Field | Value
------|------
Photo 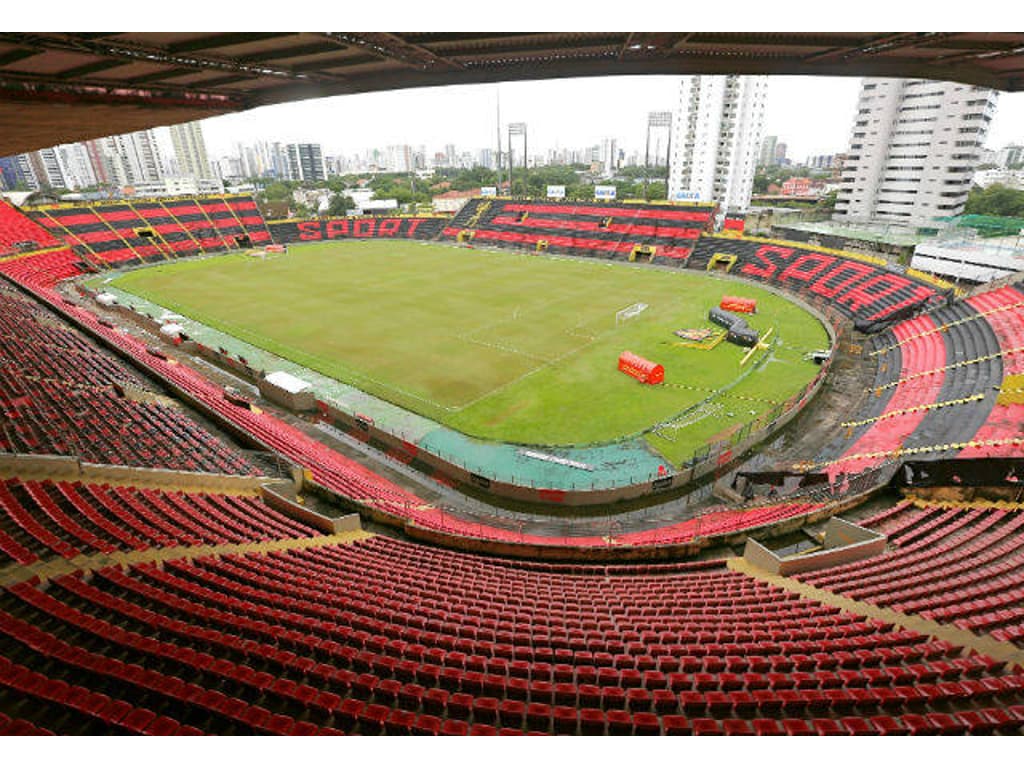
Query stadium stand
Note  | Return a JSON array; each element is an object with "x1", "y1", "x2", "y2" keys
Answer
[
  {"x1": 2, "y1": 536, "x2": 1021, "y2": 735},
  {"x1": 26, "y1": 195, "x2": 271, "y2": 268},
  {"x1": 813, "y1": 283, "x2": 1019, "y2": 478},
  {"x1": 268, "y1": 216, "x2": 448, "y2": 244},
  {"x1": 959, "y1": 284, "x2": 1024, "y2": 459},
  {"x1": 795, "y1": 499, "x2": 1024, "y2": 646},
  {"x1": 0, "y1": 200, "x2": 63, "y2": 255},
  {"x1": 687, "y1": 236, "x2": 951, "y2": 331},
  {"x1": 441, "y1": 199, "x2": 715, "y2": 263},
  {"x1": 3, "y1": 29, "x2": 1024, "y2": 739},
  {"x1": 0, "y1": 279, "x2": 255, "y2": 475},
  {"x1": 0, "y1": 478, "x2": 317, "y2": 560},
  {"x1": 0, "y1": 196, "x2": 1022, "y2": 736}
]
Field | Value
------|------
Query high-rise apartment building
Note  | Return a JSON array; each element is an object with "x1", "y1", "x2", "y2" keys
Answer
[
  {"x1": 834, "y1": 78, "x2": 997, "y2": 225},
  {"x1": 0, "y1": 154, "x2": 38, "y2": 190},
  {"x1": 601, "y1": 138, "x2": 618, "y2": 177},
  {"x1": 55, "y1": 143, "x2": 97, "y2": 190},
  {"x1": 668, "y1": 74, "x2": 768, "y2": 211},
  {"x1": 998, "y1": 144, "x2": 1024, "y2": 169},
  {"x1": 169, "y1": 121, "x2": 212, "y2": 179},
  {"x1": 28, "y1": 148, "x2": 66, "y2": 189},
  {"x1": 102, "y1": 130, "x2": 163, "y2": 187},
  {"x1": 759, "y1": 135, "x2": 778, "y2": 166},
  {"x1": 286, "y1": 143, "x2": 326, "y2": 182}
]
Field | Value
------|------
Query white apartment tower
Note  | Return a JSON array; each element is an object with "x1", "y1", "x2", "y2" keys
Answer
[
  {"x1": 834, "y1": 78, "x2": 997, "y2": 225},
  {"x1": 668, "y1": 74, "x2": 768, "y2": 211},
  {"x1": 169, "y1": 121, "x2": 212, "y2": 180},
  {"x1": 102, "y1": 130, "x2": 163, "y2": 187}
]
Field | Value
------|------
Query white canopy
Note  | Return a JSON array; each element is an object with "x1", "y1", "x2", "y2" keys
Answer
[{"x1": 264, "y1": 370, "x2": 311, "y2": 394}]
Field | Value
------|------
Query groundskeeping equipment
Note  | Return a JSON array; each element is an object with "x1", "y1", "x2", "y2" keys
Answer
[
  {"x1": 618, "y1": 351, "x2": 664, "y2": 384},
  {"x1": 720, "y1": 295, "x2": 756, "y2": 314}
]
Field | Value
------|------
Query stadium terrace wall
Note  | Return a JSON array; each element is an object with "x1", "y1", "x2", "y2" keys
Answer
[
  {"x1": 267, "y1": 216, "x2": 450, "y2": 244},
  {"x1": 442, "y1": 197, "x2": 717, "y2": 263},
  {"x1": 689, "y1": 235, "x2": 955, "y2": 332}
]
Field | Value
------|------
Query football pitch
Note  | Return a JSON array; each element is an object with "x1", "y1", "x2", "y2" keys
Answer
[{"x1": 109, "y1": 240, "x2": 829, "y2": 465}]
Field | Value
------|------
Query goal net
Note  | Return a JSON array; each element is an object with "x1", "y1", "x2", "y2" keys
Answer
[{"x1": 616, "y1": 302, "x2": 649, "y2": 325}]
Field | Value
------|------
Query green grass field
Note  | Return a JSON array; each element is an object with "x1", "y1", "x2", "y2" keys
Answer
[{"x1": 110, "y1": 241, "x2": 829, "y2": 465}]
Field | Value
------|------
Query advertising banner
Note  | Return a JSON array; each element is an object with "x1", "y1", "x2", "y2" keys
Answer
[
  {"x1": 480, "y1": 186, "x2": 498, "y2": 197},
  {"x1": 594, "y1": 185, "x2": 617, "y2": 201},
  {"x1": 546, "y1": 185, "x2": 566, "y2": 199}
]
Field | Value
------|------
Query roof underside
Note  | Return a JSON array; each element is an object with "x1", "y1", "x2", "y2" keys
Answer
[{"x1": 2, "y1": 31, "x2": 1024, "y2": 156}]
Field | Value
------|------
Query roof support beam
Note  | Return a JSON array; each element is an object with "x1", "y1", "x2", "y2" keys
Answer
[
  {"x1": 323, "y1": 32, "x2": 464, "y2": 71},
  {"x1": 0, "y1": 33, "x2": 347, "y2": 88},
  {"x1": 803, "y1": 32, "x2": 964, "y2": 64},
  {"x1": 165, "y1": 33, "x2": 294, "y2": 54}
]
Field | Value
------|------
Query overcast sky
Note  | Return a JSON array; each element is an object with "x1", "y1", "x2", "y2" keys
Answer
[
  {"x1": 190, "y1": 74, "x2": 1024, "y2": 167},
  {"x1": 14, "y1": 1, "x2": 1022, "y2": 167}
]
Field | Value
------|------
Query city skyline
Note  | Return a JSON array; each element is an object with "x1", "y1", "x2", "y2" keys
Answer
[{"x1": 189, "y1": 74, "x2": 1024, "y2": 170}]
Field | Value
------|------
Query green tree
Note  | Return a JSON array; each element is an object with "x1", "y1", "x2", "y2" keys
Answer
[
  {"x1": 326, "y1": 194, "x2": 356, "y2": 216},
  {"x1": 964, "y1": 184, "x2": 1024, "y2": 218},
  {"x1": 815, "y1": 189, "x2": 838, "y2": 212},
  {"x1": 261, "y1": 182, "x2": 294, "y2": 201}
]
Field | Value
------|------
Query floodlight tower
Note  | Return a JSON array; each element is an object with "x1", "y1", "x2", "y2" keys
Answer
[
  {"x1": 645, "y1": 111, "x2": 672, "y2": 201},
  {"x1": 508, "y1": 122, "x2": 527, "y2": 197}
]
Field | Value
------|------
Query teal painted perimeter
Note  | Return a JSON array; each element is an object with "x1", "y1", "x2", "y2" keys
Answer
[{"x1": 418, "y1": 428, "x2": 668, "y2": 491}]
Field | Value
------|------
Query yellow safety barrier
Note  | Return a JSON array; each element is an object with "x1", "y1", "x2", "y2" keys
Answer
[
  {"x1": 841, "y1": 393, "x2": 986, "y2": 428},
  {"x1": 870, "y1": 301, "x2": 1024, "y2": 356},
  {"x1": 797, "y1": 436, "x2": 1024, "y2": 471},
  {"x1": 869, "y1": 345, "x2": 1024, "y2": 393}
]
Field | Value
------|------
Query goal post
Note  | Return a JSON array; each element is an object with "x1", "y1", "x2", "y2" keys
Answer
[{"x1": 616, "y1": 302, "x2": 648, "y2": 325}]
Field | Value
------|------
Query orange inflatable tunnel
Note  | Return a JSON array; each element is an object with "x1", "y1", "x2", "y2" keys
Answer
[
  {"x1": 720, "y1": 295, "x2": 757, "y2": 314},
  {"x1": 618, "y1": 351, "x2": 665, "y2": 385}
]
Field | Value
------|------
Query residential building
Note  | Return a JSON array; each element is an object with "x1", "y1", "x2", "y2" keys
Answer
[
  {"x1": 833, "y1": 78, "x2": 997, "y2": 225},
  {"x1": 55, "y1": 143, "x2": 97, "y2": 190},
  {"x1": 169, "y1": 121, "x2": 212, "y2": 180},
  {"x1": 0, "y1": 154, "x2": 38, "y2": 190},
  {"x1": 286, "y1": 143, "x2": 326, "y2": 182},
  {"x1": 102, "y1": 130, "x2": 164, "y2": 188},
  {"x1": 601, "y1": 138, "x2": 618, "y2": 177},
  {"x1": 28, "y1": 148, "x2": 66, "y2": 189},
  {"x1": 668, "y1": 74, "x2": 768, "y2": 210},
  {"x1": 972, "y1": 168, "x2": 1024, "y2": 190},
  {"x1": 999, "y1": 144, "x2": 1024, "y2": 168},
  {"x1": 130, "y1": 176, "x2": 225, "y2": 197},
  {"x1": 386, "y1": 145, "x2": 413, "y2": 173}
]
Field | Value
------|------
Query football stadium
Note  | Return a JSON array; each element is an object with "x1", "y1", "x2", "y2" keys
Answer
[{"x1": 0, "y1": 30, "x2": 1023, "y2": 741}]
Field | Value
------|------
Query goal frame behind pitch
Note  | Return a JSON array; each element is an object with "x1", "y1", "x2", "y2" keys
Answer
[{"x1": 615, "y1": 302, "x2": 649, "y2": 325}]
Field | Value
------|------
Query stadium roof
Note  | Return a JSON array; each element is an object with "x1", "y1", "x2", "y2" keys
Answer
[{"x1": 3, "y1": 32, "x2": 1024, "y2": 156}]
